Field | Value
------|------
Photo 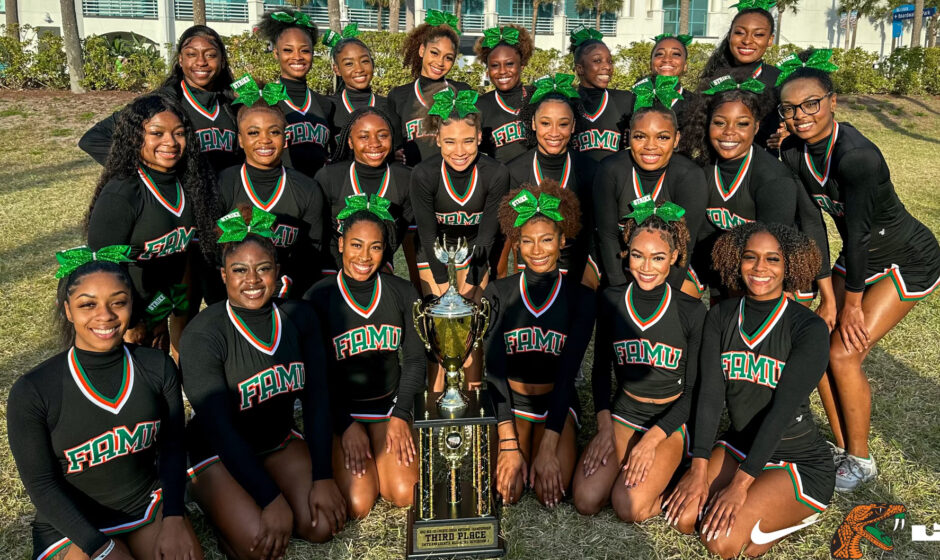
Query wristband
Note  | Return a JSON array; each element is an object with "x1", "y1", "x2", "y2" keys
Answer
[
  {"x1": 93, "y1": 540, "x2": 115, "y2": 560},
  {"x1": 498, "y1": 447, "x2": 521, "y2": 454},
  {"x1": 499, "y1": 438, "x2": 518, "y2": 443}
]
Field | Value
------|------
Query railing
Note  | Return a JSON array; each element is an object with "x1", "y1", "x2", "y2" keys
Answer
[
  {"x1": 175, "y1": 0, "x2": 249, "y2": 22},
  {"x1": 263, "y1": 3, "x2": 331, "y2": 27},
  {"x1": 566, "y1": 17, "x2": 616, "y2": 36},
  {"x1": 460, "y1": 13, "x2": 484, "y2": 33},
  {"x1": 347, "y1": 7, "x2": 406, "y2": 31},
  {"x1": 82, "y1": 0, "x2": 158, "y2": 19},
  {"x1": 497, "y1": 14, "x2": 554, "y2": 35}
]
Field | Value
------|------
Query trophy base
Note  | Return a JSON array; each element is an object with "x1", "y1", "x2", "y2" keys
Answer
[{"x1": 406, "y1": 482, "x2": 505, "y2": 560}]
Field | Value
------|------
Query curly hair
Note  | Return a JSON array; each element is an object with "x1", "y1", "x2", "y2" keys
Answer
[
  {"x1": 424, "y1": 110, "x2": 482, "y2": 137},
  {"x1": 711, "y1": 221, "x2": 821, "y2": 293},
  {"x1": 474, "y1": 24, "x2": 534, "y2": 66},
  {"x1": 627, "y1": 104, "x2": 705, "y2": 163},
  {"x1": 620, "y1": 208, "x2": 691, "y2": 268},
  {"x1": 258, "y1": 9, "x2": 318, "y2": 47},
  {"x1": 333, "y1": 107, "x2": 396, "y2": 162},
  {"x1": 498, "y1": 179, "x2": 581, "y2": 244},
  {"x1": 216, "y1": 204, "x2": 279, "y2": 265},
  {"x1": 340, "y1": 209, "x2": 395, "y2": 250},
  {"x1": 779, "y1": 50, "x2": 835, "y2": 93},
  {"x1": 402, "y1": 22, "x2": 460, "y2": 80},
  {"x1": 54, "y1": 260, "x2": 134, "y2": 348},
  {"x1": 698, "y1": 8, "x2": 775, "y2": 90},
  {"x1": 161, "y1": 25, "x2": 235, "y2": 94},
  {"x1": 519, "y1": 93, "x2": 581, "y2": 150}
]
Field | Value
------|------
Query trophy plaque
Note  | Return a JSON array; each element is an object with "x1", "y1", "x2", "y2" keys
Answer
[{"x1": 408, "y1": 237, "x2": 505, "y2": 559}]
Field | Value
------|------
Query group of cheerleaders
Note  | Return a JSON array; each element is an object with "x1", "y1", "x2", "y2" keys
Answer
[{"x1": 8, "y1": 2, "x2": 940, "y2": 559}]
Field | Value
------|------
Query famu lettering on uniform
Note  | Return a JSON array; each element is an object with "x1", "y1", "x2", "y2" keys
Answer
[
  {"x1": 406, "y1": 118, "x2": 433, "y2": 140},
  {"x1": 286, "y1": 122, "x2": 330, "y2": 147},
  {"x1": 707, "y1": 207, "x2": 754, "y2": 230},
  {"x1": 504, "y1": 327, "x2": 567, "y2": 356},
  {"x1": 492, "y1": 122, "x2": 525, "y2": 147},
  {"x1": 239, "y1": 362, "x2": 306, "y2": 410},
  {"x1": 63, "y1": 420, "x2": 161, "y2": 473},
  {"x1": 436, "y1": 211, "x2": 482, "y2": 226},
  {"x1": 575, "y1": 129, "x2": 620, "y2": 152},
  {"x1": 139, "y1": 226, "x2": 195, "y2": 260},
  {"x1": 613, "y1": 339, "x2": 683, "y2": 370},
  {"x1": 812, "y1": 194, "x2": 845, "y2": 217},
  {"x1": 721, "y1": 351, "x2": 786, "y2": 388},
  {"x1": 197, "y1": 128, "x2": 236, "y2": 152},
  {"x1": 272, "y1": 223, "x2": 299, "y2": 248},
  {"x1": 333, "y1": 324, "x2": 402, "y2": 360}
]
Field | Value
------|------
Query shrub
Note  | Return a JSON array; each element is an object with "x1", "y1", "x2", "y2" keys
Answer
[
  {"x1": 81, "y1": 35, "x2": 166, "y2": 91},
  {"x1": 0, "y1": 24, "x2": 66, "y2": 89},
  {"x1": 884, "y1": 46, "x2": 925, "y2": 95},
  {"x1": 831, "y1": 48, "x2": 890, "y2": 94}
]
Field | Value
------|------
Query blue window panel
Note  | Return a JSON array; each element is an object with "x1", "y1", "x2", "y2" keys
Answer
[{"x1": 662, "y1": 0, "x2": 707, "y2": 36}]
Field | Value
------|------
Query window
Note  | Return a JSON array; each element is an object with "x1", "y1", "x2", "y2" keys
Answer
[{"x1": 662, "y1": 0, "x2": 708, "y2": 37}]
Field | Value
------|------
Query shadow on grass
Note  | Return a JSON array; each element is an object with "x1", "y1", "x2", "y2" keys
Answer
[
  {"x1": 0, "y1": 224, "x2": 83, "y2": 286},
  {"x1": 855, "y1": 96, "x2": 940, "y2": 146},
  {"x1": 0, "y1": 158, "x2": 98, "y2": 196},
  {"x1": 899, "y1": 95, "x2": 940, "y2": 116}
]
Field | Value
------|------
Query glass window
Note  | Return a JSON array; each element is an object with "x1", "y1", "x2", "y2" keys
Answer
[{"x1": 662, "y1": 0, "x2": 707, "y2": 36}]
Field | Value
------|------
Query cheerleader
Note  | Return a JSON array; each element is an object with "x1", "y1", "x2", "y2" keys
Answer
[
  {"x1": 572, "y1": 202, "x2": 704, "y2": 523},
  {"x1": 304, "y1": 201, "x2": 424, "y2": 517},
  {"x1": 486, "y1": 180, "x2": 595, "y2": 506},
  {"x1": 632, "y1": 34, "x2": 697, "y2": 132},
  {"x1": 180, "y1": 207, "x2": 345, "y2": 559},
  {"x1": 778, "y1": 53, "x2": 940, "y2": 490},
  {"x1": 665, "y1": 222, "x2": 834, "y2": 559},
  {"x1": 8, "y1": 249, "x2": 202, "y2": 560},
  {"x1": 324, "y1": 23, "x2": 392, "y2": 133},
  {"x1": 387, "y1": 10, "x2": 471, "y2": 166}
]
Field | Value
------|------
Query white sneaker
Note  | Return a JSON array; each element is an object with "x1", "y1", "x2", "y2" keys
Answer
[
  {"x1": 827, "y1": 441, "x2": 847, "y2": 466},
  {"x1": 835, "y1": 455, "x2": 878, "y2": 492}
]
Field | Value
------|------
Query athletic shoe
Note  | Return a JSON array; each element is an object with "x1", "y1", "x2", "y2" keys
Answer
[
  {"x1": 827, "y1": 441, "x2": 847, "y2": 466},
  {"x1": 835, "y1": 454, "x2": 878, "y2": 492}
]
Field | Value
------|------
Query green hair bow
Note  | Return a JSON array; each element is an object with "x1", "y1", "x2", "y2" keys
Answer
[
  {"x1": 231, "y1": 74, "x2": 290, "y2": 107},
  {"x1": 322, "y1": 23, "x2": 360, "y2": 49},
  {"x1": 623, "y1": 200, "x2": 686, "y2": 225},
  {"x1": 510, "y1": 189, "x2": 564, "y2": 227},
  {"x1": 55, "y1": 245, "x2": 133, "y2": 279},
  {"x1": 702, "y1": 74, "x2": 766, "y2": 95},
  {"x1": 571, "y1": 25, "x2": 603, "y2": 47},
  {"x1": 729, "y1": 0, "x2": 777, "y2": 11},
  {"x1": 145, "y1": 284, "x2": 189, "y2": 327},
  {"x1": 425, "y1": 9, "x2": 460, "y2": 34},
  {"x1": 653, "y1": 33, "x2": 693, "y2": 46},
  {"x1": 530, "y1": 73, "x2": 580, "y2": 104},
  {"x1": 270, "y1": 10, "x2": 315, "y2": 28},
  {"x1": 337, "y1": 194, "x2": 394, "y2": 222},
  {"x1": 632, "y1": 75, "x2": 683, "y2": 111},
  {"x1": 217, "y1": 208, "x2": 277, "y2": 243},
  {"x1": 775, "y1": 49, "x2": 839, "y2": 86},
  {"x1": 481, "y1": 26, "x2": 520, "y2": 48},
  {"x1": 428, "y1": 89, "x2": 479, "y2": 119}
]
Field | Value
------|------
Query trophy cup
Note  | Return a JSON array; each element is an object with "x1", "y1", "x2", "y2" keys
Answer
[{"x1": 408, "y1": 237, "x2": 504, "y2": 559}]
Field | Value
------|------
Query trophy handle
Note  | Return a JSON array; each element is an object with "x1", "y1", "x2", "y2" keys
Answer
[
  {"x1": 471, "y1": 296, "x2": 491, "y2": 350},
  {"x1": 413, "y1": 299, "x2": 432, "y2": 351}
]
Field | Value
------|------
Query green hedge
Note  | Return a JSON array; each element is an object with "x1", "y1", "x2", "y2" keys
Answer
[{"x1": 3, "y1": 24, "x2": 940, "y2": 96}]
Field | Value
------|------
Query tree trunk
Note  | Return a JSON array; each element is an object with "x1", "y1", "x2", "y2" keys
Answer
[
  {"x1": 59, "y1": 0, "x2": 85, "y2": 93},
  {"x1": 455, "y1": 0, "x2": 463, "y2": 31},
  {"x1": 912, "y1": 0, "x2": 924, "y2": 46},
  {"x1": 851, "y1": 16, "x2": 858, "y2": 49},
  {"x1": 5, "y1": 0, "x2": 18, "y2": 38},
  {"x1": 193, "y1": 0, "x2": 206, "y2": 25},
  {"x1": 679, "y1": 0, "x2": 690, "y2": 34},
  {"x1": 329, "y1": 0, "x2": 341, "y2": 31},
  {"x1": 406, "y1": 0, "x2": 414, "y2": 31},
  {"x1": 928, "y1": 15, "x2": 938, "y2": 46},
  {"x1": 595, "y1": 0, "x2": 601, "y2": 28},
  {"x1": 776, "y1": 11, "x2": 783, "y2": 45},
  {"x1": 532, "y1": 0, "x2": 539, "y2": 34},
  {"x1": 390, "y1": 0, "x2": 400, "y2": 31}
]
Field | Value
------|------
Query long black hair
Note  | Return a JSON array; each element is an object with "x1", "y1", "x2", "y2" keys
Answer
[
  {"x1": 55, "y1": 261, "x2": 135, "y2": 348},
  {"x1": 699, "y1": 8, "x2": 775, "y2": 90},
  {"x1": 687, "y1": 68, "x2": 774, "y2": 161},
  {"x1": 519, "y1": 92, "x2": 582, "y2": 150},
  {"x1": 161, "y1": 25, "x2": 235, "y2": 93},
  {"x1": 333, "y1": 107, "x2": 397, "y2": 163}
]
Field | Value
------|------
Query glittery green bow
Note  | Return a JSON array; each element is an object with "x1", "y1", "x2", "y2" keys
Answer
[
  {"x1": 270, "y1": 10, "x2": 315, "y2": 28},
  {"x1": 322, "y1": 23, "x2": 360, "y2": 49},
  {"x1": 570, "y1": 25, "x2": 603, "y2": 47},
  {"x1": 653, "y1": 33, "x2": 693, "y2": 46},
  {"x1": 230, "y1": 74, "x2": 290, "y2": 107},
  {"x1": 428, "y1": 89, "x2": 479, "y2": 119},
  {"x1": 509, "y1": 189, "x2": 563, "y2": 227},
  {"x1": 624, "y1": 200, "x2": 686, "y2": 225},
  {"x1": 481, "y1": 26, "x2": 520, "y2": 48},
  {"x1": 217, "y1": 208, "x2": 277, "y2": 243},
  {"x1": 632, "y1": 75, "x2": 683, "y2": 110},
  {"x1": 337, "y1": 194, "x2": 394, "y2": 222},
  {"x1": 702, "y1": 74, "x2": 766, "y2": 95},
  {"x1": 55, "y1": 245, "x2": 133, "y2": 279},
  {"x1": 729, "y1": 0, "x2": 777, "y2": 11},
  {"x1": 530, "y1": 73, "x2": 580, "y2": 104},
  {"x1": 425, "y1": 9, "x2": 460, "y2": 34},
  {"x1": 775, "y1": 49, "x2": 839, "y2": 86},
  {"x1": 144, "y1": 284, "x2": 189, "y2": 327}
]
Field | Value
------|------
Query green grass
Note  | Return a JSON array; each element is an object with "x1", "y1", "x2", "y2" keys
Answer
[{"x1": 1, "y1": 91, "x2": 939, "y2": 560}]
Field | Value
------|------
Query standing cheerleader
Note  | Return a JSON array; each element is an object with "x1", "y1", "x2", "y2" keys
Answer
[
  {"x1": 218, "y1": 84, "x2": 325, "y2": 297},
  {"x1": 181, "y1": 207, "x2": 345, "y2": 559},
  {"x1": 304, "y1": 202, "x2": 424, "y2": 517},
  {"x1": 8, "y1": 250, "x2": 202, "y2": 560},
  {"x1": 486, "y1": 180, "x2": 595, "y2": 507},
  {"x1": 572, "y1": 202, "x2": 705, "y2": 523},
  {"x1": 569, "y1": 26, "x2": 633, "y2": 161},
  {"x1": 475, "y1": 25, "x2": 535, "y2": 163},
  {"x1": 80, "y1": 25, "x2": 241, "y2": 174},
  {"x1": 387, "y1": 10, "x2": 471, "y2": 166},
  {"x1": 778, "y1": 54, "x2": 940, "y2": 490},
  {"x1": 85, "y1": 93, "x2": 219, "y2": 353},
  {"x1": 632, "y1": 34, "x2": 696, "y2": 131},
  {"x1": 325, "y1": 23, "x2": 392, "y2": 133},
  {"x1": 315, "y1": 108, "x2": 413, "y2": 275},
  {"x1": 258, "y1": 10, "x2": 335, "y2": 178},
  {"x1": 665, "y1": 223, "x2": 834, "y2": 559}
]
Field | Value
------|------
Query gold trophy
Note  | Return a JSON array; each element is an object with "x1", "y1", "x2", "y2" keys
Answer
[{"x1": 408, "y1": 236, "x2": 504, "y2": 559}]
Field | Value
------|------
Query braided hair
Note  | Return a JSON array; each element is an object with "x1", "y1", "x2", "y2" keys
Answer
[
  {"x1": 620, "y1": 203, "x2": 691, "y2": 268},
  {"x1": 402, "y1": 22, "x2": 460, "y2": 80},
  {"x1": 711, "y1": 221, "x2": 821, "y2": 293},
  {"x1": 498, "y1": 179, "x2": 581, "y2": 245},
  {"x1": 333, "y1": 107, "x2": 396, "y2": 162}
]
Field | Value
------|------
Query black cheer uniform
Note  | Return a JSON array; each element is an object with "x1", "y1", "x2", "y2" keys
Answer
[
  {"x1": 573, "y1": 86, "x2": 633, "y2": 162},
  {"x1": 410, "y1": 153, "x2": 509, "y2": 285},
  {"x1": 781, "y1": 122, "x2": 940, "y2": 300},
  {"x1": 179, "y1": 299, "x2": 332, "y2": 507},
  {"x1": 593, "y1": 152, "x2": 707, "y2": 288},
  {"x1": 592, "y1": 281, "x2": 705, "y2": 450},
  {"x1": 304, "y1": 271, "x2": 425, "y2": 432},
  {"x1": 728, "y1": 61, "x2": 781, "y2": 150},
  {"x1": 694, "y1": 296, "x2": 835, "y2": 513},
  {"x1": 314, "y1": 160, "x2": 413, "y2": 273},
  {"x1": 8, "y1": 345, "x2": 186, "y2": 559},
  {"x1": 387, "y1": 77, "x2": 471, "y2": 165},
  {"x1": 218, "y1": 163, "x2": 325, "y2": 297},
  {"x1": 478, "y1": 85, "x2": 532, "y2": 163},
  {"x1": 277, "y1": 76, "x2": 334, "y2": 178},
  {"x1": 483, "y1": 269, "x2": 595, "y2": 433},
  {"x1": 507, "y1": 148, "x2": 600, "y2": 280},
  {"x1": 330, "y1": 86, "x2": 391, "y2": 134},
  {"x1": 87, "y1": 165, "x2": 196, "y2": 318}
]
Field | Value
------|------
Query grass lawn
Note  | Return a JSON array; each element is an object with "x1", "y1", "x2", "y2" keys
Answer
[{"x1": 0, "y1": 91, "x2": 939, "y2": 560}]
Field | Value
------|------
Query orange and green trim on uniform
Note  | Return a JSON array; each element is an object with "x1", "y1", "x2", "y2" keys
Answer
[
  {"x1": 737, "y1": 295, "x2": 787, "y2": 349},
  {"x1": 625, "y1": 283, "x2": 671, "y2": 331},
  {"x1": 180, "y1": 80, "x2": 220, "y2": 120},
  {"x1": 792, "y1": 290, "x2": 816, "y2": 303},
  {"x1": 337, "y1": 272, "x2": 382, "y2": 319},
  {"x1": 138, "y1": 167, "x2": 185, "y2": 217},
  {"x1": 187, "y1": 431, "x2": 303, "y2": 480},
  {"x1": 441, "y1": 161, "x2": 478, "y2": 205},
  {"x1": 350, "y1": 405, "x2": 395, "y2": 423},
  {"x1": 495, "y1": 90, "x2": 520, "y2": 115},
  {"x1": 533, "y1": 152, "x2": 571, "y2": 190},
  {"x1": 521, "y1": 272, "x2": 562, "y2": 317},
  {"x1": 284, "y1": 88, "x2": 312, "y2": 114},
  {"x1": 341, "y1": 89, "x2": 375, "y2": 113},
  {"x1": 241, "y1": 164, "x2": 286, "y2": 211},
  {"x1": 716, "y1": 440, "x2": 826, "y2": 512},
  {"x1": 584, "y1": 90, "x2": 609, "y2": 122},
  {"x1": 631, "y1": 168, "x2": 665, "y2": 201},
  {"x1": 714, "y1": 146, "x2": 752, "y2": 201},
  {"x1": 804, "y1": 121, "x2": 839, "y2": 187},
  {"x1": 833, "y1": 262, "x2": 940, "y2": 301},
  {"x1": 612, "y1": 414, "x2": 690, "y2": 456},
  {"x1": 68, "y1": 346, "x2": 134, "y2": 414},
  {"x1": 686, "y1": 266, "x2": 706, "y2": 296},
  {"x1": 586, "y1": 255, "x2": 601, "y2": 283},
  {"x1": 350, "y1": 162, "x2": 390, "y2": 197},
  {"x1": 226, "y1": 301, "x2": 282, "y2": 355}
]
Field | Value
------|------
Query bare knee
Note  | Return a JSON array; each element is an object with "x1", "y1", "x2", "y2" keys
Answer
[
  {"x1": 381, "y1": 478, "x2": 416, "y2": 508},
  {"x1": 612, "y1": 493, "x2": 657, "y2": 523},
  {"x1": 702, "y1": 534, "x2": 747, "y2": 559},
  {"x1": 672, "y1": 509, "x2": 699, "y2": 535},
  {"x1": 295, "y1": 516, "x2": 335, "y2": 544},
  {"x1": 572, "y1": 486, "x2": 605, "y2": 516},
  {"x1": 347, "y1": 487, "x2": 379, "y2": 519},
  {"x1": 829, "y1": 342, "x2": 863, "y2": 370}
]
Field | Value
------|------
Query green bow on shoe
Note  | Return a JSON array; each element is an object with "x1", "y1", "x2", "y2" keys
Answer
[
  {"x1": 530, "y1": 73, "x2": 579, "y2": 104},
  {"x1": 217, "y1": 208, "x2": 277, "y2": 243},
  {"x1": 337, "y1": 193, "x2": 394, "y2": 222},
  {"x1": 425, "y1": 9, "x2": 460, "y2": 34},
  {"x1": 632, "y1": 75, "x2": 683, "y2": 111},
  {"x1": 145, "y1": 284, "x2": 189, "y2": 327},
  {"x1": 55, "y1": 245, "x2": 133, "y2": 279},
  {"x1": 623, "y1": 200, "x2": 685, "y2": 225},
  {"x1": 322, "y1": 23, "x2": 360, "y2": 49},
  {"x1": 270, "y1": 10, "x2": 316, "y2": 28},
  {"x1": 653, "y1": 33, "x2": 693, "y2": 46},
  {"x1": 702, "y1": 74, "x2": 766, "y2": 95},
  {"x1": 481, "y1": 26, "x2": 520, "y2": 48},
  {"x1": 509, "y1": 189, "x2": 564, "y2": 227},
  {"x1": 231, "y1": 74, "x2": 290, "y2": 107},
  {"x1": 729, "y1": 0, "x2": 777, "y2": 11},
  {"x1": 428, "y1": 89, "x2": 479, "y2": 119},
  {"x1": 571, "y1": 25, "x2": 603, "y2": 47},
  {"x1": 775, "y1": 49, "x2": 839, "y2": 86}
]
